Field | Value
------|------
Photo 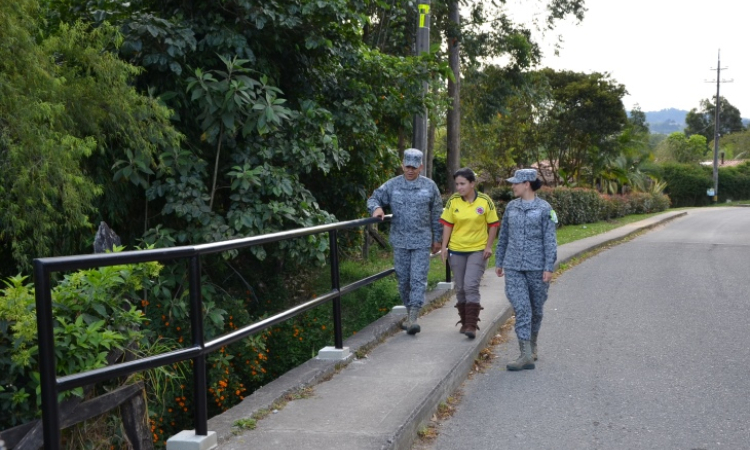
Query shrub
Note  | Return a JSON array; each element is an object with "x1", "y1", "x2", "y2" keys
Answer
[
  {"x1": 719, "y1": 161, "x2": 750, "y2": 201},
  {"x1": 0, "y1": 256, "x2": 161, "y2": 429},
  {"x1": 659, "y1": 163, "x2": 712, "y2": 207},
  {"x1": 537, "y1": 186, "x2": 669, "y2": 225}
]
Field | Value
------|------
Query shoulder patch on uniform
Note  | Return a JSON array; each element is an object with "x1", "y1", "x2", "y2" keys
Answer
[{"x1": 550, "y1": 210, "x2": 558, "y2": 224}]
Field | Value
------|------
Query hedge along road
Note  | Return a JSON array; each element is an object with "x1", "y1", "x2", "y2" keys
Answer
[{"x1": 428, "y1": 206, "x2": 750, "y2": 450}]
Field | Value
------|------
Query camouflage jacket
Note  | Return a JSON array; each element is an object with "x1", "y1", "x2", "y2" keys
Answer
[
  {"x1": 367, "y1": 175, "x2": 443, "y2": 249},
  {"x1": 495, "y1": 197, "x2": 557, "y2": 272}
]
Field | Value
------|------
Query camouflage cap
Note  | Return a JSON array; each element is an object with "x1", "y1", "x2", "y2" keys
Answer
[
  {"x1": 506, "y1": 168, "x2": 538, "y2": 184},
  {"x1": 402, "y1": 148, "x2": 424, "y2": 168}
]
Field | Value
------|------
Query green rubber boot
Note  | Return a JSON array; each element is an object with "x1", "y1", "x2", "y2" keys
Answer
[
  {"x1": 407, "y1": 307, "x2": 421, "y2": 335},
  {"x1": 506, "y1": 340, "x2": 535, "y2": 371},
  {"x1": 400, "y1": 307, "x2": 412, "y2": 330},
  {"x1": 531, "y1": 332, "x2": 539, "y2": 361}
]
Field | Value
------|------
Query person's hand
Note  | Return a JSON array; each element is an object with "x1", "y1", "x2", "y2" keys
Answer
[
  {"x1": 542, "y1": 271, "x2": 553, "y2": 283},
  {"x1": 431, "y1": 242, "x2": 441, "y2": 255},
  {"x1": 372, "y1": 207, "x2": 384, "y2": 220},
  {"x1": 441, "y1": 246, "x2": 448, "y2": 263},
  {"x1": 482, "y1": 247, "x2": 492, "y2": 260},
  {"x1": 495, "y1": 267, "x2": 504, "y2": 277}
]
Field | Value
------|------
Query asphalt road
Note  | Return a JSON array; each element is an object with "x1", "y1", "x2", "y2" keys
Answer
[{"x1": 427, "y1": 207, "x2": 750, "y2": 450}]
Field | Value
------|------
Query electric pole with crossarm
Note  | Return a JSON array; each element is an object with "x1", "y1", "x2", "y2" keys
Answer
[{"x1": 707, "y1": 49, "x2": 733, "y2": 202}]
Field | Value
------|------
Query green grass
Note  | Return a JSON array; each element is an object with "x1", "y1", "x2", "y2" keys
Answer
[
  {"x1": 555, "y1": 212, "x2": 668, "y2": 245},
  {"x1": 232, "y1": 418, "x2": 257, "y2": 430},
  {"x1": 329, "y1": 210, "x2": 678, "y2": 289}
]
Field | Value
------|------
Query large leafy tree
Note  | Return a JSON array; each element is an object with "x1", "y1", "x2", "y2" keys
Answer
[
  {"x1": 685, "y1": 96, "x2": 744, "y2": 142},
  {"x1": 540, "y1": 69, "x2": 628, "y2": 186},
  {"x1": 0, "y1": 0, "x2": 180, "y2": 276},
  {"x1": 595, "y1": 104, "x2": 659, "y2": 194},
  {"x1": 460, "y1": 66, "x2": 552, "y2": 184},
  {"x1": 655, "y1": 132, "x2": 708, "y2": 164},
  {"x1": 38, "y1": 0, "x2": 447, "y2": 261},
  {"x1": 360, "y1": 0, "x2": 587, "y2": 190}
]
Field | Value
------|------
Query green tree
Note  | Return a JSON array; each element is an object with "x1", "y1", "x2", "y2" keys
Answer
[
  {"x1": 628, "y1": 104, "x2": 650, "y2": 135},
  {"x1": 595, "y1": 104, "x2": 659, "y2": 194},
  {"x1": 717, "y1": 129, "x2": 750, "y2": 160},
  {"x1": 0, "y1": 0, "x2": 180, "y2": 276},
  {"x1": 540, "y1": 69, "x2": 628, "y2": 186},
  {"x1": 655, "y1": 132, "x2": 707, "y2": 164},
  {"x1": 685, "y1": 96, "x2": 744, "y2": 142},
  {"x1": 460, "y1": 66, "x2": 551, "y2": 184}
]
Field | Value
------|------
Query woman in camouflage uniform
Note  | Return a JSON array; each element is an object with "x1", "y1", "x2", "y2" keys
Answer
[{"x1": 494, "y1": 169, "x2": 557, "y2": 371}]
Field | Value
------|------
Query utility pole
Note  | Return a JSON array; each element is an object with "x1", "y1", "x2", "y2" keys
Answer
[
  {"x1": 413, "y1": 0, "x2": 431, "y2": 174},
  {"x1": 707, "y1": 50, "x2": 732, "y2": 203}
]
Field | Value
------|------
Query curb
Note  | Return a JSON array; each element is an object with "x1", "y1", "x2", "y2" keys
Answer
[
  {"x1": 388, "y1": 302, "x2": 515, "y2": 450},
  {"x1": 207, "y1": 283, "x2": 456, "y2": 443},
  {"x1": 553, "y1": 211, "x2": 687, "y2": 270}
]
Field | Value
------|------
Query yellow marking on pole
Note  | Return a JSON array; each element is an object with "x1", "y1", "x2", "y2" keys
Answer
[{"x1": 419, "y1": 4, "x2": 430, "y2": 28}]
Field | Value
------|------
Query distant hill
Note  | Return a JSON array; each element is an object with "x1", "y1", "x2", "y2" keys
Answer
[
  {"x1": 643, "y1": 108, "x2": 687, "y2": 135},
  {"x1": 632, "y1": 108, "x2": 750, "y2": 135}
]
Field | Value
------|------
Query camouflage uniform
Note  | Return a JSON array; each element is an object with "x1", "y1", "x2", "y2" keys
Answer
[
  {"x1": 367, "y1": 173, "x2": 442, "y2": 308},
  {"x1": 495, "y1": 197, "x2": 557, "y2": 340}
]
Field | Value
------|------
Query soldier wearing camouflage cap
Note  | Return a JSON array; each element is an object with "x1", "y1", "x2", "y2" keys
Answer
[
  {"x1": 367, "y1": 149, "x2": 443, "y2": 335},
  {"x1": 495, "y1": 168, "x2": 558, "y2": 371}
]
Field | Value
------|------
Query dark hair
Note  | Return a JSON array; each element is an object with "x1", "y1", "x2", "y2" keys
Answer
[
  {"x1": 529, "y1": 178, "x2": 542, "y2": 191},
  {"x1": 453, "y1": 167, "x2": 476, "y2": 182}
]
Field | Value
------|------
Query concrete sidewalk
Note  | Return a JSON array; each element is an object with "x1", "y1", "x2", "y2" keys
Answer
[{"x1": 206, "y1": 210, "x2": 687, "y2": 450}]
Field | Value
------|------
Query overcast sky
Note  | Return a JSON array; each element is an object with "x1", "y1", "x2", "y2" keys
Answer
[{"x1": 506, "y1": 0, "x2": 748, "y2": 116}]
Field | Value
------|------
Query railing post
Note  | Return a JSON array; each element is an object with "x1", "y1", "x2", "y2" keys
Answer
[
  {"x1": 188, "y1": 256, "x2": 208, "y2": 436},
  {"x1": 329, "y1": 230, "x2": 344, "y2": 349},
  {"x1": 34, "y1": 261, "x2": 61, "y2": 450},
  {"x1": 445, "y1": 258, "x2": 451, "y2": 283}
]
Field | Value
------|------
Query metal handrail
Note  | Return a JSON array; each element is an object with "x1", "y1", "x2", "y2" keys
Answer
[{"x1": 33, "y1": 214, "x2": 451, "y2": 449}]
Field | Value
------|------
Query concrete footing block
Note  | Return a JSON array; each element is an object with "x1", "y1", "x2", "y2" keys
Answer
[
  {"x1": 391, "y1": 305, "x2": 407, "y2": 315},
  {"x1": 436, "y1": 281, "x2": 454, "y2": 290},
  {"x1": 317, "y1": 346, "x2": 350, "y2": 360},
  {"x1": 166, "y1": 430, "x2": 217, "y2": 450}
]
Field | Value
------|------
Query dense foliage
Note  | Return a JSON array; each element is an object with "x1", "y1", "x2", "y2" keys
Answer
[
  {"x1": 0, "y1": 254, "x2": 161, "y2": 429},
  {"x1": 488, "y1": 186, "x2": 670, "y2": 226},
  {"x1": 655, "y1": 132, "x2": 708, "y2": 164},
  {"x1": 0, "y1": 0, "x2": 181, "y2": 273},
  {"x1": 657, "y1": 162, "x2": 750, "y2": 207}
]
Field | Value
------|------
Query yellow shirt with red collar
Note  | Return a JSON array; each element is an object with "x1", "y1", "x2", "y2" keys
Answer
[{"x1": 439, "y1": 191, "x2": 500, "y2": 252}]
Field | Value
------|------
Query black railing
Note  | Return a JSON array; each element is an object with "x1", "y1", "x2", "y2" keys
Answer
[{"x1": 33, "y1": 215, "x2": 449, "y2": 449}]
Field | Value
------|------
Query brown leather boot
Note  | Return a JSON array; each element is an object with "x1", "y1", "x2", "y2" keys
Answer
[
  {"x1": 455, "y1": 303, "x2": 467, "y2": 334},
  {"x1": 463, "y1": 303, "x2": 482, "y2": 339}
]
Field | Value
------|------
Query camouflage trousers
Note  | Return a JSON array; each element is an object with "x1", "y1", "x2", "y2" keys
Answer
[
  {"x1": 393, "y1": 247, "x2": 431, "y2": 309},
  {"x1": 504, "y1": 269, "x2": 549, "y2": 341}
]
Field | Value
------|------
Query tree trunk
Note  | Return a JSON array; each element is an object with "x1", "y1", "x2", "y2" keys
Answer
[
  {"x1": 397, "y1": 128, "x2": 406, "y2": 174},
  {"x1": 426, "y1": 119, "x2": 436, "y2": 179},
  {"x1": 445, "y1": 0, "x2": 460, "y2": 193}
]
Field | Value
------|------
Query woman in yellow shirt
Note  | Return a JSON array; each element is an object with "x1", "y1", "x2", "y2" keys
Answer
[{"x1": 440, "y1": 168, "x2": 500, "y2": 339}]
